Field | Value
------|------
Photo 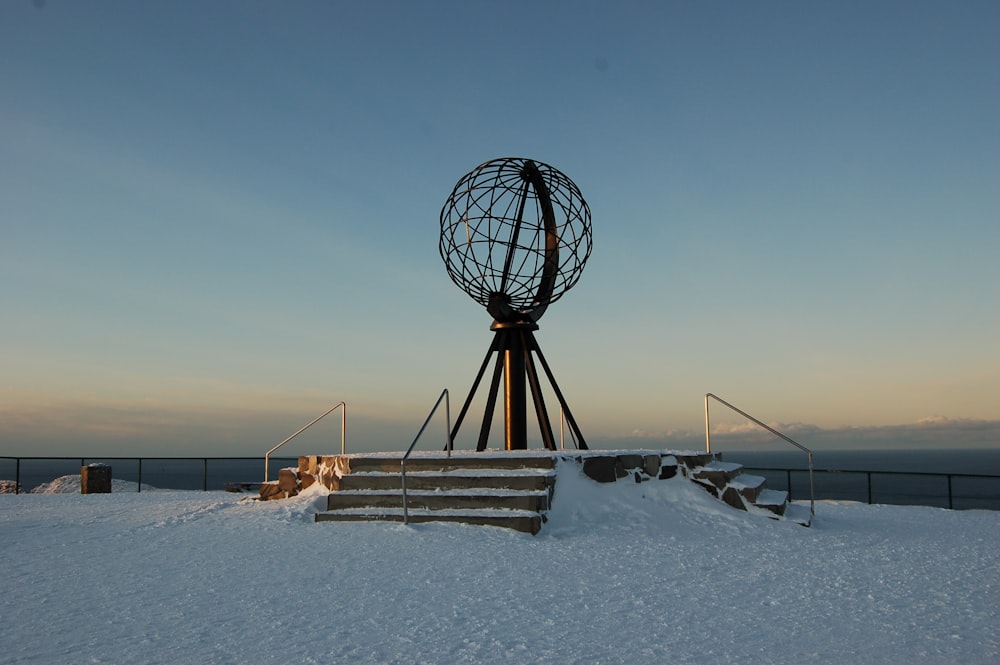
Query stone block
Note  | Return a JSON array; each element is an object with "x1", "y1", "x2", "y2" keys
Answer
[
  {"x1": 299, "y1": 473, "x2": 316, "y2": 491},
  {"x1": 319, "y1": 470, "x2": 341, "y2": 491},
  {"x1": 582, "y1": 456, "x2": 627, "y2": 483},
  {"x1": 721, "y1": 486, "x2": 747, "y2": 511},
  {"x1": 299, "y1": 456, "x2": 319, "y2": 475},
  {"x1": 617, "y1": 454, "x2": 644, "y2": 471},
  {"x1": 658, "y1": 463, "x2": 678, "y2": 480},
  {"x1": 643, "y1": 455, "x2": 660, "y2": 477},
  {"x1": 81, "y1": 464, "x2": 112, "y2": 494},
  {"x1": 675, "y1": 453, "x2": 716, "y2": 469},
  {"x1": 691, "y1": 464, "x2": 742, "y2": 489},
  {"x1": 259, "y1": 482, "x2": 286, "y2": 501},
  {"x1": 278, "y1": 468, "x2": 300, "y2": 492},
  {"x1": 692, "y1": 479, "x2": 719, "y2": 498}
]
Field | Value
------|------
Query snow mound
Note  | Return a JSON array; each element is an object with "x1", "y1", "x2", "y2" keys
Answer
[
  {"x1": 544, "y1": 458, "x2": 779, "y2": 538},
  {"x1": 2, "y1": 466, "x2": 998, "y2": 664},
  {"x1": 28, "y1": 474, "x2": 157, "y2": 493}
]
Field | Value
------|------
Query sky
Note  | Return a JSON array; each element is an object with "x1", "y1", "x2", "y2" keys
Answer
[{"x1": 2, "y1": 0, "x2": 998, "y2": 457}]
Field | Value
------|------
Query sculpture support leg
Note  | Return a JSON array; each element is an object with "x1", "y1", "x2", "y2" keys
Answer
[
  {"x1": 451, "y1": 325, "x2": 586, "y2": 451},
  {"x1": 477, "y1": 333, "x2": 506, "y2": 451},
  {"x1": 452, "y1": 334, "x2": 501, "y2": 445},
  {"x1": 524, "y1": 336, "x2": 557, "y2": 450},
  {"x1": 526, "y1": 332, "x2": 588, "y2": 450}
]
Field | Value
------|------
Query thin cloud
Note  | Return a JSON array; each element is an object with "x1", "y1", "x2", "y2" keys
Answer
[{"x1": 605, "y1": 418, "x2": 1000, "y2": 451}]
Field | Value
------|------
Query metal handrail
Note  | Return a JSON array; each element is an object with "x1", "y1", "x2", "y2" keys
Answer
[
  {"x1": 264, "y1": 402, "x2": 346, "y2": 482},
  {"x1": 401, "y1": 389, "x2": 452, "y2": 525},
  {"x1": 705, "y1": 393, "x2": 815, "y2": 517}
]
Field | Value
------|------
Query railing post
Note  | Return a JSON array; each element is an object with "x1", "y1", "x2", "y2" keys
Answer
[
  {"x1": 867, "y1": 472, "x2": 873, "y2": 504},
  {"x1": 704, "y1": 394, "x2": 712, "y2": 453},
  {"x1": 445, "y1": 391, "x2": 453, "y2": 458},
  {"x1": 947, "y1": 474, "x2": 953, "y2": 510},
  {"x1": 786, "y1": 470, "x2": 792, "y2": 500},
  {"x1": 203, "y1": 459, "x2": 208, "y2": 491},
  {"x1": 137, "y1": 458, "x2": 142, "y2": 493},
  {"x1": 15, "y1": 458, "x2": 20, "y2": 495}
]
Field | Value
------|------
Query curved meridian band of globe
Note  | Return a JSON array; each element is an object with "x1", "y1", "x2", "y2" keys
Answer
[{"x1": 439, "y1": 157, "x2": 592, "y2": 323}]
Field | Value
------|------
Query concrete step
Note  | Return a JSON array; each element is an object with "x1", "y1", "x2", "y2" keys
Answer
[
  {"x1": 784, "y1": 503, "x2": 813, "y2": 527},
  {"x1": 687, "y1": 459, "x2": 813, "y2": 526},
  {"x1": 310, "y1": 453, "x2": 556, "y2": 476},
  {"x1": 309, "y1": 453, "x2": 556, "y2": 534},
  {"x1": 315, "y1": 508, "x2": 543, "y2": 534},
  {"x1": 338, "y1": 470, "x2": 555, "y2": 492},
  {"x1": 325, "y1": 489, "x2": 550, "y2": 512},
  {"x1": 752, "y1": 488, "x2": 789, "y2": 516},
  {"x1": 691, "y1": 461, "x2": 745, "y2": 489},
  {"x1": 728, "y1": 473, "x2": 768, "y2": 503}
]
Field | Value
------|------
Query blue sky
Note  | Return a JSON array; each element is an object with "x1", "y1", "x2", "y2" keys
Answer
[{"x1": 2, "y1": 0, "x2": 998, "y2": 457}]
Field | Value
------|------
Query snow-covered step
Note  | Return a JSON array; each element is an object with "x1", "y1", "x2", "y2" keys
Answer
[
  {"x1": 727, "y1": 473, "x2": 768, "y2": 503},
  {"x1": 752, "y1": 488, "x2": 789, "y2": 516},
  {"x1": 338, "y1": 470, "x2": 554, "y2": 492},
  {"x1": 309, "y1": 453, "x2": 557, "y2": 476},
  {"x1": 692, "y1": 460, "x2": 745, "y2": 489},
  {"x1": 325, "y1": 489, "x2": 550, "y2": 512},
  {"x1": 315, "y1": 507, "x2": 544, "y2": 534},
  {"x1": 784, "y1": 503, "x2": 813, "y2": 527},
  {"x1": 308, "y1": 453, "x2": 557, "y2": 534}
]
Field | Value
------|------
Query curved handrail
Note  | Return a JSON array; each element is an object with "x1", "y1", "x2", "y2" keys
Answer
[
  {"x1": 264, "y1": 402, "x2": 346, "y2": 482},
  {"x1": 402, "y1": 389, "x2": 452, "y2": 525},
  {"x1": 704, "y1": 393, "x2": 814, "y2": 517}
]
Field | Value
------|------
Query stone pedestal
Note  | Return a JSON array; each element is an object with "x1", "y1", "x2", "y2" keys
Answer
[{"x1": 81, "y1": 464, "x2": 112, "y2": 494}]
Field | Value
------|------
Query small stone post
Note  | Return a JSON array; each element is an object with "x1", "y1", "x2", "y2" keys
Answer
[{"x1": 81, "y1": 463, "x2": 112, "y2": 494}]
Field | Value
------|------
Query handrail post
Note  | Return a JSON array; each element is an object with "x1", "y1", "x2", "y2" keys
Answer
[
  {"x1": 445, "y1": 392, "x2": 453, "y2": 458},
  {"x1": 705, "y1": 394, "x2": 712, "y2": 453},
  {"x1": 807, "y1": 451, "x2": 815, "y2": 516}
]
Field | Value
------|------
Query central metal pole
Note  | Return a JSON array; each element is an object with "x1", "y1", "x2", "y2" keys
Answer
[{"x1": 502, "y1": 328, "x2": 528, "y2": 450}]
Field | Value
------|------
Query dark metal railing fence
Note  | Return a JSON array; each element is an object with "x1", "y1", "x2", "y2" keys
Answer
[
  {"x1": 0, "y1": 457, "x2": 299, "y2": 494},
  {"x1": 745, "y1": 466, "x2": 1000, "y2": 511},
  {"x1": 2, "y1": 456, "x2": 998, "y2": 510}
]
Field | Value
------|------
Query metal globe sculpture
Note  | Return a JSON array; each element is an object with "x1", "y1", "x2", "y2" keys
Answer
[
  {"x1": 440, "y1": 158, "x2": 591, "y2": 451},
  {"x1": 440, "y1": 157, "x2": 592, "y2": 324}
]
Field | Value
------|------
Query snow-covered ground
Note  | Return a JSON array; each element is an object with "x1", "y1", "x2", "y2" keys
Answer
[{"x1": 2, "y1": 463, "x2": 997, "y2": 665}]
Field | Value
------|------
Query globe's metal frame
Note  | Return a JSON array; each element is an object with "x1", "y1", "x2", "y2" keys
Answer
[
  {"x1": 439, "y1": 158, "x2": 592, "y2": 451},
  {"x1": 440, "y1": 157, "x2": 592, "y2": 323}
]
